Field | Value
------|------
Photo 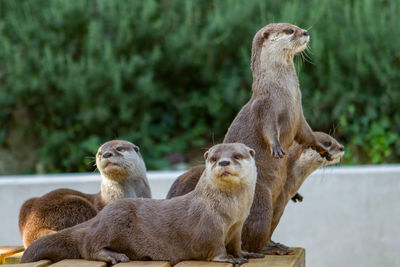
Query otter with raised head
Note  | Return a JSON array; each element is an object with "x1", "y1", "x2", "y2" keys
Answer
[
  {"x1": 167, "y1": 133, "x2": 343, "y2": 254},
  {"x1": 21, "y1": 143, "x2": 264, "y2": 265},
  {"x1": 19, "y1": 140, "x2": 151, "y2": 248},
  {"x1": 223, "y1": 23, "x2": 333, "y2": 253}
]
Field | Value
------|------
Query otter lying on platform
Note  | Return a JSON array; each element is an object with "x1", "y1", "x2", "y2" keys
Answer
[
  {"x1": 21, "y1": 143, "x2": 264, "y2": 265},
  {"x1": 19, "y1": 140, "x2": 151, "y2": 248}
]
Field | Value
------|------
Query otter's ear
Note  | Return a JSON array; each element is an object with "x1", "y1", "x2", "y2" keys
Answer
[
  {"x1": 134, "y1": 146, "x2": 140, "y2": 153},
  {"x1": 249, "y1": 149, "x2": 255, "y2": 158},
  {"x1": 204, "y1": 151, "x2": 209, "y2": 160},
  {"x1": 262, "y1": 31, "x2": 269, "y2": 39}
]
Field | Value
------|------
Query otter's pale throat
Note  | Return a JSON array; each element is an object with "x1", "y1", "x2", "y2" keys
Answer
[{"x1": 100, "y1": 173, "x2": 147, "y2": 203}]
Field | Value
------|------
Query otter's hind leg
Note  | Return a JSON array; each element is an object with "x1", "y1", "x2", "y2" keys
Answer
[
  {"x1": 241, "y1": 187, "x2": 273, "y2": 253},
  {"x1": 91, "y1": 248, "x2": 129, "y2": 264}
]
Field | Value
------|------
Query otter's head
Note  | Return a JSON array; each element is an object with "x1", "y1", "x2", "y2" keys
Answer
[
  {"x1": 251, "y1": 23, "x2": 309, "y2": 71},
  {"x1": 313, "y1": 132, "x2": 344, "y2": 165},
  {"x1": 302, "y1": 132, "x2": 344, "y2": 167},
  {"x1": 96, "y1": 140, "x2": 146, "y2": 180},
  {"x1": 203, "y1": 143, "x2": 257, "y2": 191}
]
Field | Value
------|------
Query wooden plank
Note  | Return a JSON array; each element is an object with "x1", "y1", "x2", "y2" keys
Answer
[
  {"x1": 1, "y1": 248, "x2": 305, "y2": 266},
  {"x1": 242, "y1": 248, "x2": 305, "y2": 267},
  {"x1": 49, "y1": 259, "x2": 107, "y2": 267},
  {"x1": 174, "y1": 261, "x2": 232, "y2": 267},
  {"x1": 5, "y1": 251, "x2": 23, "y2": 264},
  {"x1": 1, "y1": 260, "x2": 51, "y2": 267},
  {"x1": 113, "y1": 261, "x2": 170, "y2": 267},
  {"x1": 0, "y1": 246, "x2": 24, "y2": 264}
]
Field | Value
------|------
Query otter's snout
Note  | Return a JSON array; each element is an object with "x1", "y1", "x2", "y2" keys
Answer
[
  {"x1": 103, "y1": 152, "x2": 113, "y2": 158},
  {"x1": 218, "y1": 160, "x2": 230, "y2": 166}
]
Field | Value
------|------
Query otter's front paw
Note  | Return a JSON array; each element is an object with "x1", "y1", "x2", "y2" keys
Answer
[
  {"x1": 262, "y1": 241, "x2": 294, "y2": 255},
  {"x1": 109, "y1": 254, "x2": 130, "y2": 265},
  {"x1": 228, "y1": 257, "x2": 249, "y2": 265},
  {"x1": 271, "y1": 144, "x2": 285, "y2": 158},
  {"x1": 239, "y1": 252, "x2": 265, "y2": 259},
  {"x1": 291, "y1": 192, "x2": 303, "y2": 202},
  {"x1": 213, "y1": 255, "x2": 248, "y2": 265}
]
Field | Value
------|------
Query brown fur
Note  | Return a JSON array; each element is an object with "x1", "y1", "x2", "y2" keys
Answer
[
  {"x1": 223, "y1": 23, "x2": 332, "y2": 252},
  {"x1": 167, "y1": 133, "x2": 342, "y2": 200},
  {"x1": 167, "y1": 133, "x2": 343, "y2": 252},
  {"x1": 270, "y1": 132, "x2": 344, "y2": 234},
  {"x1": 169, "y1": 23, "x2": 334, "y2": 253},
  {"x1": 19, "y1": 140, "x2": 151, "y2": 248},
  {"x1": 264, "y1": 132, "x2": 344, "y2": 254},
  {"x1": 21, "y1": 143, "x2": 264, "y2": 265}
]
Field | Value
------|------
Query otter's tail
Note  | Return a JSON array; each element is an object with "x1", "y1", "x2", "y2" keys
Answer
[{"x1": 21, "y1": 230, "x2": 80, "y2": 263}]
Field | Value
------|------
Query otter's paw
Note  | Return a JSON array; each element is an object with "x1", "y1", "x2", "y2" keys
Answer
[
  {"x1": 110, "y1": 254, "x2": 130, "y2": 265},
  {"x1": 229, "y1": 257, "x2": 249, "y2": 265},
  {"x1": 271, "y1": 144, "x2": 285, "y2": 159},
  {"x1": 262, "y1": 242, "x2": 294, "y2": 255},
  {"x1": 213, "y1": 255, "x2": 248, "y2": 265},
  {"x1": 239, "y1": 252, "x2": 265, "y2": 259},
  {"x1": 291, "y1": 192, "x2": 303, "y2": 202}
]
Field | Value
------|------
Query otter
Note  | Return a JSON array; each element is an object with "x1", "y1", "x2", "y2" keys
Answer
[
  {"x1": 21, "y1": 143, "x2": 264, "y2": 265},
  {"x1": 19, "y1": 140, "x2": 151, "y2": 248},
  {"x1": 222, "y1": 23, "x2": 333, "y2": 253},
  {"x1": 167, "y1": 133, "x2": 343, "y2": 254}
]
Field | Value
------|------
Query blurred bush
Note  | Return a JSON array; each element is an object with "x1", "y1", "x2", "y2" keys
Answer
[{"x1": 0, "y1": 0, "x2": 399, "y2": 173}]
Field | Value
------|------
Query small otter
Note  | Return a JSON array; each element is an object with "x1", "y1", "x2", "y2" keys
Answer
[
  {"x1": 21, "y1": 143, "x2": 264, "y2": 265},
  {"x1": 264, "y1": 132, "x2": 344, "y2": 254},
  {"x1": 19, "y1": 140, "x2": 151, "y2": 248},
  {"x1": 222, "y1": 23, "x2": 333, "y2": 252}
]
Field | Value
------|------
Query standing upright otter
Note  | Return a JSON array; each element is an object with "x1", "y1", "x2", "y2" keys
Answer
[
  {"x1": 223, "y1": 23, "x2": 332, "y2": 253},
  {"x1": 21, "y1": 143, "x2": 264, "y2": 265},
  {"x1": 19, "y1": 140, "x2": 151, "y2": 248}
]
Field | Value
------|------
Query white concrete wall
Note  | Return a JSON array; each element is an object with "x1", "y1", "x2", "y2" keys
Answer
[{"x1": 0, "y1": 165, "x2": 399, "y2": 267}]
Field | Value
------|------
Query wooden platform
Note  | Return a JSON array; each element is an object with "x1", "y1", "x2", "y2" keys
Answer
[{"x1": 1, "y1": 247, "x2": 305, "y2": 266}]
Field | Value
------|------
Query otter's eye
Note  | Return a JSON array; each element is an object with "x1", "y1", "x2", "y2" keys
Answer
[
  {"x1": 210, "y1": 156, "x2": 217, "y2": 162},
  {"x1": 284, "y1": 28, "x2": 294, "y2": 34},
  {"x1": 323, "y1": 141, "x2": 332, "y2": 147},
  {"x1": 233, "y1": 154, "x2": 242, "y2": 160},
  {"x1": 134, "y1": 146, "x2": 139, "y2": 153},
  {"x1": 116, "y1": 146, "x2": 124, "y2": 152}
]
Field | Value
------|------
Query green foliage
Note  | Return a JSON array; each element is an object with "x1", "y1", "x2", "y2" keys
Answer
[{"x1": 0, "y1": 0, "x2": 399, "y2": 173}]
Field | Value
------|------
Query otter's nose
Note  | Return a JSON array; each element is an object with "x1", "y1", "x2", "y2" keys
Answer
[
  {"x1": 103, "y1": 152, "x2": 113, "y2": 158},
  {"x1": 302, "y1": 31, "x2": 309, "y2": 36},
  {"x1": 218, "y1": 160, "x2": 230, "y2": 166},
  {"x1": 339, "y1": 145, "x2": 344, "y2": 152}
]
